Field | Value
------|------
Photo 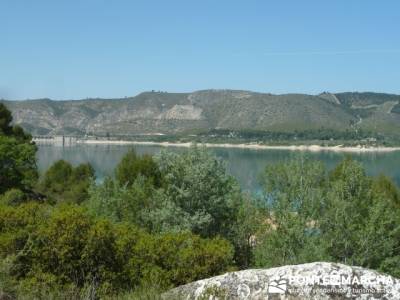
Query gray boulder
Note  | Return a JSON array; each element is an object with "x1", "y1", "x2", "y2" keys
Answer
[{"x1": 164, "y1": 262, "x2": 400, "y2": 299}]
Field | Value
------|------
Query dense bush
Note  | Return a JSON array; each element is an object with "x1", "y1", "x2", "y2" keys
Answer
[
  {"x1": 255, "y1": 156, "x2": 400, "y2": 277},
  {"x1": 0, "y1": 202, "x2": 50, "y2": 258},
  {"x1": 152, "y1": 148, "x2": 241, "y2": 238},
  {"x1": 86, "y1": 176, "x2": 150, "y2": 223},
  {"x1": 38, "y1": 160, "x2": 95, "y2": 204},
  {"x1": 0, "y1": 136, "x2": 38, "y2": 195},
  {"x1": 0, "y1": 104, "x2": 13, "y2": 134},
  {"x1": 0, "y1": 104, "x2": 37, "y2": 195},
  {"x1": 115, "y1": 149, "x2": 162, "y2": 188},
  {"x1": 0, "y1": 189, "x2": 26, "y2": 206},
  {"x1": 87, "y1": 147, "x2": 261, "y2": 268},
  {"x1": 0, "y1": 204, "x2": 233, "y2": 298}
]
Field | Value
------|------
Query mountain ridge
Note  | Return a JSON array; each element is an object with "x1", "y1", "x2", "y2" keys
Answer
[
  {"x1": 4, "y1": 89, "x2": 400, "y2": 102},
  {"x1": 2, "y1": 90, "x2": 400, "y2": 138}
]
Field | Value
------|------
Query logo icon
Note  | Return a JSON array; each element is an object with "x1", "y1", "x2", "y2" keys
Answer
[{"x1": 268, "y1": 278, "x2": 287, "y2": 294}]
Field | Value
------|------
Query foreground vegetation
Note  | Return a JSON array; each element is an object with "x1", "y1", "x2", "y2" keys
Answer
[{"x1": 1, "y1": 103, "x2": 400, "y2": 299}]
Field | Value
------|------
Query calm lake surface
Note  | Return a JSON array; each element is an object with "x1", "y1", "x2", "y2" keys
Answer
[{"x1": 37, "y1": 144, "x2": 400, "y2": 193}]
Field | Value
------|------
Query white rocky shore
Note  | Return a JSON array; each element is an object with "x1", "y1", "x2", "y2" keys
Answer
[
  {"x1": 33, "y1": 137, "x2": 400, "y2": 153},
  {"x1": 163, "y1": 262, "x2": 400, "y2": 300},
  {"x1": 81, "y1": 140, "x2": 400, "y2": 152}
]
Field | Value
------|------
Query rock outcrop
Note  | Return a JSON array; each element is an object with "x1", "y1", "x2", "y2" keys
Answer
[{"x1": 164, "y1": 262, "x2": 400, "y2": 299}]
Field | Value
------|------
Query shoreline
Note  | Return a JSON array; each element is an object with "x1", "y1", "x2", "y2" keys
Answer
[{"x1": 33, "y1": 138, "x2": 400, "y2": 153}]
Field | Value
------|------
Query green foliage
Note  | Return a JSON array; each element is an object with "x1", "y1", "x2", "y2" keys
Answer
[
  {"x1": 150, "y1": 147, "x2": 260, "y2": 267},
  {"x1": 0, "y1": 103, "x2": 13, "y2": 136},
  {"x1": 0, "y1": 189, "x2": 26, "y2": 206},
  {"x1": 372, "y1": 174, "x2": 400, "y2": 207},
  {"x1": 321, "y1": 159, "x2": 400, "y2": 275},
  {"x1": 228, "y1": 195, "x2": 266, "y2": 268},
  {"x1": 0, "y1": 203, "x2": 233, "y2": 297},
  {"x1": 38, "y1": 160, "x2": 94, "y2": 204},
  {"x1": 0, "y1": 136, "x2": 38, "y2": 195},
  {"x1": 106, "y1": 285, "x2": 165, "y2": 300},
  {"x1": 127, "y1": 232, "x2": 234, "y2": 288},
  {"x1": 0, "y1": 104, "x2": 37, "y2": 196},
  {"x1": 0, "y1": 256, "x2": 18, "y2": 299},
  {"x1": 255, "y1": 157, "x2": 329, "y2": 267},
  {"x1": 88, "y1": 147, "x2": 260, "y2": 268},
  {"x1": 115, "y1": 149, "x2": 162, "y2": 187},
  {"x1": 0, "y1": 103, "x2": 32, "y2": 142},
  {"x1": 0, "y1": 202, "x2": 49, "y2": 258},
  {"x1": 86, "y1": 177, "x2": 148, "y2": 223},
  {"x1": 153, "y1": 146, "x2": 241, "y2": 238},
  {"x1": 255, "y1": 156, "x2": 400, "y2": 277}
]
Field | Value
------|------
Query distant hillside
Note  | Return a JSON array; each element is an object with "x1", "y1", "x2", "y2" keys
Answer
[{"x1": 2, "y1": 90, "x2": 400, "y2": 138}]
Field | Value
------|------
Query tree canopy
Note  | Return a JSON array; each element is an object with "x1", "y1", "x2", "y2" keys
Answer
[
  {"x1": 38, "y1": 160, "x2": 95, "y2": 204},
  {"x1": 255, "y1": 156, "x2": 400, "y2": 277},
  {"x1": 0, "y1": 104, "x2": 37, "y2": 195}
]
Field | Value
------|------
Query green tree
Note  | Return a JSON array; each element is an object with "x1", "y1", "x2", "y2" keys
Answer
[
  {"x1": 372, "y1": 174, "x2": 400, "y2": 207},
  {"x1": 0, "y1": 136, "x2": 38, "y2": 194},
  {"x1": 228, "y1": 194, "x2": 266, "y2": 268},
  {"x1": 153, "y1": 146, "x2": 241, "y2": 238},
  {"x1": 321, "y1": 158, "x2": 373, "y2": 265},
  {"x1": 38, "y1": 160, "x2": 94, "y2": 203},
  {"x1": 0, "y1": 103, "x2": 32, "y2": 141},
  {"x1": 0, "y1": 201, "x2": 49, "y2": 258},
  {"x1": 151, "y1": 146, "x2": 260, "y2": 268},
  {"x1": 89, "y1": 147, "x2": 265, "y2": 268},
  {"x1": 123, "y1": 231, "x2": 234, "y2": 289},
  {"x1": 255, "y1": 156, "x2": 400, "y2": 277},
  {"x1": 0, "y1": 103, "x2": 12, "y2": 135},
  {"x1": 321, "y1": 159, "x2": 400, "y2": 275},
  {"x1": 0, "y1": 104, "x2": 38, "y2": 195},
  {"x1": 86, "y1": 176, "x2": 150, "y2": 223},
  {"x1": 9, "y1": 204, "x2": 234, "y2": 296},
  {"x1": 0, "y1": 188, "x2": 26, "y2": 206},
  {"x1": 115, "y1": 149, "x2": 162, "y2": 188},
  {"x1": 255, "y1": 157, "x2": 329, "y2": 267}
]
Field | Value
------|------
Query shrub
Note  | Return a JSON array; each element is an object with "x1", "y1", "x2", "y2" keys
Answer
[
  {"x1": 7, "y1": 204, "x2": 234, "y2": 296},
  {"x1": 38, "y1": 160, "x2": 95, "y2": 204},
  {"x1": 115, "y1": 149, "x2": 162, "y2": 188},
  {"x1": 0, "y1": 136, "x2": 38, "y2": 194},
  {"x1": 86, "y1": 176, "x2": 150, "y2": 224},
  {"x1": 255, "y1": 157, "x2": 400, "y2": 277},
  {"x1": 0, "y1": 202, "x2": 49, "y2": 258},
  {"x1": 153, "y1": 146, "x2": 241, "y2": 238},
  {"x1": 0, "y1": 104, "x2": 37, "y2": 195},
  {"x1": 0, "y1": 189, "x2": 26, "y2": 206}
]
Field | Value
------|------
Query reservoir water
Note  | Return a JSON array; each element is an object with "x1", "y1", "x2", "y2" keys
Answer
[{"x1": 37, "y1": 144, "x2": 400, "y2": 193}]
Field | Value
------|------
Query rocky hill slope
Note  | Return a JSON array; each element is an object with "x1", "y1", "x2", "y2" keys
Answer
[
  {"x1": 2, "y1": 90, "x2": 400, "y2": 137},
  {"x1": 164, "y1": 262, "x2": 400, "y2": 299}
]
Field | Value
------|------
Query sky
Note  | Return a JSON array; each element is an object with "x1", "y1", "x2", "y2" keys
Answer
[{"x1": 1, "y1": 0, "x2": 400, "y2": 100}]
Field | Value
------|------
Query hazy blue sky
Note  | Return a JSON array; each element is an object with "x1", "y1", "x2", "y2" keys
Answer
[{"x1": 1, "y1": 0, "x2": 399, "y2": 99}]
